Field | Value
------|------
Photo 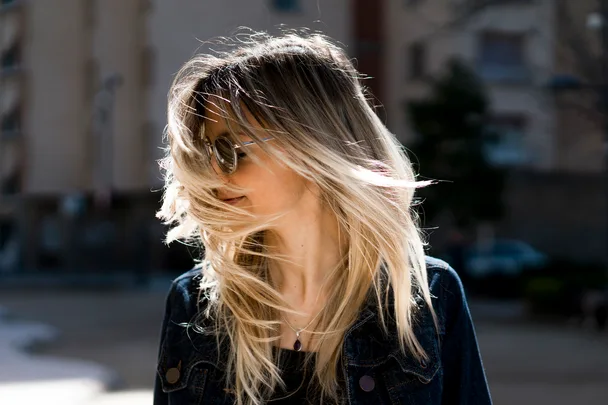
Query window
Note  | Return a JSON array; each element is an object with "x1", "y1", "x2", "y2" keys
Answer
[
  {"x1": 484, "y1": 115, "x2": 528, "y2": 166},
  {"x1": 478, "y1": 31, "x2": 528, "y2": 82},
  {"x1": 1, "y1": 44, "x2": 20, "y2": 71},
  {"x1": 408, "y1": 42, "x2": 426, "y2": 79},
  {"x1": 0, "y1": 170, "x2": 19, "y2": 194},
  {"x1": 1, "y1": 107, "x2": 21, "y2": 136},
  {"x1": 1, "y1": 0, "x2": 17, "y2": 7},
  {"x1": 461, "y1": 0, "x2": 533, "y2": 9},
  {"x1": 272, "y1": 0, "x2": 299, "y2": 12}
]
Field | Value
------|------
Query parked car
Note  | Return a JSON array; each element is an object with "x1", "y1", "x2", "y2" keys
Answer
[
  {"x1": 464, "y1": 239, "x2": 548, "y2": 278},
  {"x1": 0, "y1": 236, "x2": 20, "y2": 273}
]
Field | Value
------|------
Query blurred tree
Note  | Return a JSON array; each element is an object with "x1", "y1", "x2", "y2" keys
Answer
[{"x1": 406, "y1": 59, "x2": 506, "y2": 228}]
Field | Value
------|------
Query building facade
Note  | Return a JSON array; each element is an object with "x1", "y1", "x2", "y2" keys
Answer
[
  {"x1": 387, "y1": 0, "x2": 604, "y2": 174},
  {"x1": 551, "y1": 0, "x2": 605, "y2": 173},
  {"x1": 388, "y1": 0, "x2": 559, "y2": 170},
  {"x1": 1, "y1": 0, "x2": 153, "y2": 274},
  {"x1": 0, "y1": 0, "x2": 604, "y2": 274},
  {"x1": 387, "y1": 0, "x2": 606, "y2": 262},
  {"x1": 1, "y1": 0, "x2": 26, "y2": 272},
  {"x1": 0, "y1": 0, "x2": 354, "y2": 274}
]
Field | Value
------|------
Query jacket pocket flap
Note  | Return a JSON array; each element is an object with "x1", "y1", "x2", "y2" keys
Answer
[{"x1": 156, "y1": 322, "x2": 219, "y2": 393}]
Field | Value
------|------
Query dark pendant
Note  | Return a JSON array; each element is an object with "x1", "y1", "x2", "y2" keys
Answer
[{"x1": 293, "y1": 339, "x2": 302, "y2": 352}]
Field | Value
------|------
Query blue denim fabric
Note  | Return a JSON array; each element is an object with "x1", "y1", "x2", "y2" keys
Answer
[{"x1": 153, "y1": 256, "x2": 493, "y2": 404}]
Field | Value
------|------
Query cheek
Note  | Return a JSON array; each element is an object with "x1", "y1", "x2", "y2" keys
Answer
[{"x1": 241, "y1": 166, "x2": 307, "y2": 213}]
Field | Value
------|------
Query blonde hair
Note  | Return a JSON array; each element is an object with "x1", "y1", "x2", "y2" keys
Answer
[{"x1": 158, "y1": 30, "x2": 434, "y2": 405}]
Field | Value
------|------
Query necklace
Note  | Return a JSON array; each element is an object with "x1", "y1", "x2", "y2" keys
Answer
[{"x1": 282, "y1": 308, "x2": 324, "y2": 352}]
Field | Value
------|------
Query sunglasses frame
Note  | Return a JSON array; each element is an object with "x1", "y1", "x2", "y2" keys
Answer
[{"x1": 202, "y1": 134, "x2": 274, "y2": 175}]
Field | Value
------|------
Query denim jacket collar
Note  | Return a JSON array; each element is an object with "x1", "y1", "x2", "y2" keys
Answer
[{"x1": 342, "y1": 287, "x2": 441, "y2": 384}]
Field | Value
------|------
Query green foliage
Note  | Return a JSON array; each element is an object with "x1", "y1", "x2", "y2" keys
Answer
[
  {"x1": 406, "y1": 59, "x2": 505, "y2": 226},
  {"x1": 523, "y1": 277, "x2": 567, "y2": 314},
  {"x1": 523, "y1": 259, "x2": 608, "y2": 316}
]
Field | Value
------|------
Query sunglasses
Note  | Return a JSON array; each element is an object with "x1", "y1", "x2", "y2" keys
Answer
[{"x1": 202, "y1": 134, "x2": 274, "y2": 174}]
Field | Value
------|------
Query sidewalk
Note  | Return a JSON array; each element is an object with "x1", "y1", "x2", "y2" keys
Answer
[
  {"x1": 0, "y1": 308, "x2": 122, "y2": 405},
  {"x1": 477, "y1": 322, "x2": 608, "y2": 404},
  {"x1": 0, "y1": 289, "x2": 607, "y2": 405}
]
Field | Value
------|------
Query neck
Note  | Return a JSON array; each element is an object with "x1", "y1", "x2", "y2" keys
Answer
[{"x1": 266, "y1": 195, "x2": 346, "y2": 308}]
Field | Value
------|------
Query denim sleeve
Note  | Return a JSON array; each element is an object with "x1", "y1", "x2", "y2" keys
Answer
[
  {"x1": 439, "y1": 266, "x2": 493, "y2": 405},
  {"x1": 153, "y1": 281, "x2": 175, "y2": 405}
]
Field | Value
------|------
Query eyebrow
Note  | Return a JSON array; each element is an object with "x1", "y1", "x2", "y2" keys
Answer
[
  {"x1": 206, "y1": 130, "x2": 236, "y2": 141},
  {"x1": 216, "y1": 130, "x2": 252, "y2": 140},
  {"x1": 210, "y1": 131, "x2": 255, "y2": 146}
]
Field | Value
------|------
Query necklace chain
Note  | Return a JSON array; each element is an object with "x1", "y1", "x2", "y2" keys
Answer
[{"x1": 282, "y1": 307, "x2": 324, "y2": 335}]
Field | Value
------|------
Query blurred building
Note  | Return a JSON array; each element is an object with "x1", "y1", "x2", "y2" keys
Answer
[
  {"x1": 0, "y1": 0, "x2": 25, "y2": 273},
  {"x1": 0, "y1": 0, "x2": 355, "y2": 275},
  {"x1": 389, "y1": 0, "x2": 606, "y2": 262},
  {"x1": 0, "y1": 0, "x2": 605, "y2": 275},
  {"x1": 551, "y1": 0, "x2": 604, "y2": 173},
  {"x1": 390, "y1": 0, "x2": 558, "y2": 170},
  {"x1": 0, "y1": 0, "x2": 152, "y2": 274}
]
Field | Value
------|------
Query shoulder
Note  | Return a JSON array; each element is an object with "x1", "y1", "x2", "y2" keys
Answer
[
  {"x1": 424, "y1": 255, "x2": 464, "y2": 295},
  {"x1": 423, "y1": 256, "x2": 469, "y2": 334},
  {"x1": 165, "y1": 257, "x2": 466, "y2": 316},
  {"x1": 164, "y1": 257, "x2": 468, "y2": 331},
  {"x1": 170, "y1": 265, "x2": 205, "y2": 295},
  {"x1": 163, "y1": 264, "x2": 207, "y2": 324},
  {"x1": 159, "y1": 263, "x2": 218, "y2": 355},
  {"x1": 156, "y1": 265, "x2": 222, "y2": 393}
]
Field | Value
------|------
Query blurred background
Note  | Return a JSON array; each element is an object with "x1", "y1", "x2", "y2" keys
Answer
[{"x1": 0, "y1": 0, "x2": 607, "y2": 404}]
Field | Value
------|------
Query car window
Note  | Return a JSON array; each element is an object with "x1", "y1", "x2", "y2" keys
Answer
[{"x1": 492, "y1": 242, "x2": 521, "y2": 256}]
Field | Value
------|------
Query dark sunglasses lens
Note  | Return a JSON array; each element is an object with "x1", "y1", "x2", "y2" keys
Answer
[{"x1": 214, "y1": 138, "x2": 237, "y2": 173}]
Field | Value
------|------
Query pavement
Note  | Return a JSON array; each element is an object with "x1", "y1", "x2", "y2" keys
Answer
[
  {"x1": 0, "y1": 287, "x2": 607, "y2": 405},
  {"x1": 0, "y1": 308, "x2": 126, "y2": 405},
  {"x1": 0, "y1": 286, "x2": 164, "y2": 405}
]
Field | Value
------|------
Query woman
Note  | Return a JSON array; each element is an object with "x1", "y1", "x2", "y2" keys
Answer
[{"x1": 154, "y1": 32, "x2": 492, "y2": 405}]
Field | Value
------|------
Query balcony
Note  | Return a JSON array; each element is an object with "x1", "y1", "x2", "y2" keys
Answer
[
  {"x1": 0, "y1": 0, "x2": 20, "y2": 13},
  {"x1": 483, "y1": 115, "x2": 530, "y2": 167},
  {"x1": 0, "y1": 128, "x2": 20, "y2": 140},
  {"x1": 477, "y1": 30, "x2": 530, "y2": 84},
  {"x1": 455, "y1": 0, "x2": 535, "y2": 9},
  {"x1": 478, "y1": 64, "x2": 531, "y2": 84},
  {"x1": 1, "y1": 108, "x2": 21, "y2": 139},
  {"x1": 0, "y1": 136, "x2": 20, "y2": 197},
  {"x1": 0, "y1": 43, "x2": 21, "y2": 78},
  {"x1": 271, "y1": 0, "x2": 300, "y2": 13}
]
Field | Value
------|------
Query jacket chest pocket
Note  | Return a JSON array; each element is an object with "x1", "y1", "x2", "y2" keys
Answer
[
  {"x1": 346, "y1": 355, "x2": 442, "y2": 405},
  {"x1": 158, "y1": 345, "x2": 236, "y2": 405},
  {"x1": 381, "y1": 354, "x2": 443, "y2": 405},
  {"x1": 345, "y1": 316, "x2": 443, "y2": 405},
  {"x1": 158, "y1": 361, "x2": 208, "y2": 405}
]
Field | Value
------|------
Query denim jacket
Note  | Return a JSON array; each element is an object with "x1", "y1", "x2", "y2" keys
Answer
[{"x1": 153, "y1": 256, "x2": 492, "y2": 404}]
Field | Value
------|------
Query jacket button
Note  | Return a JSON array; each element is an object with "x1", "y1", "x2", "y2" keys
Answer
[
  {"x1": 359, "y1": 375, "x2": 375, "y2": 392},
  {"x1": 166, "y1": 367, "x2": 181, "y2": 384}
]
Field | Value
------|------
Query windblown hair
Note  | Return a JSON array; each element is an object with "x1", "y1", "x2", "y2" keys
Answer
[{"x1": 158, "y1": 30, "x2": 434, "y2": 405}]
